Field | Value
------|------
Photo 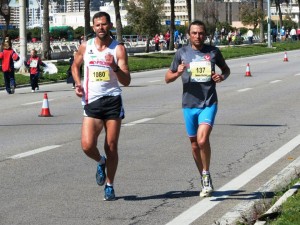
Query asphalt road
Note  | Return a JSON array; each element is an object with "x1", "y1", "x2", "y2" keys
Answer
[{"x1": 1, "y1": 50, "x2": 300, "y2": 225}]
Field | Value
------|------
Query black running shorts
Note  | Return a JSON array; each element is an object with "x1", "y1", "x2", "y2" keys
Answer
[{"x1": 83, "y1": 95, "x2": 125, "y2": 120}]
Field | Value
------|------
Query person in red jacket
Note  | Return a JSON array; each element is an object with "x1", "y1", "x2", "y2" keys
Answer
[
  {"x1": 153, "y1": 34, "x2": 160, "y2": 51},
  {"x1": 165, "y1": 30, "x2": 170, "y2": 50},
  {"x1": 24, "y1": 49, "x2": 47, "y2": 92},
  {"x1": 0, "y1": 36, "x2": 20, "y2": 94}
]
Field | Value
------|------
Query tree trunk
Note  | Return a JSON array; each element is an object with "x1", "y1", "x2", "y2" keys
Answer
[
  {"x1": 298, "y1": 0, "x2": 300, "y2": 28},
  {"x1": 186, "y1": 0, "x2": 191, "y2": 23},
  {"x1": 170, "y1": 0, "x2": 175, "y2": 50},
  {"x1": 257, "y1": 0, "x2": 264, "y2": 43},
  {"x1": 113, "y1": 0, "x2": 123, "y2": 43},
  {"x1": 84, "y1": 0, "x2": 91, "y2": 40},
  {"x1": 42, "y1": 0, "x2": 51, "y2": 59},
  {"x1": 145, "y1": 38, "x2": 150, "y2": 53}
]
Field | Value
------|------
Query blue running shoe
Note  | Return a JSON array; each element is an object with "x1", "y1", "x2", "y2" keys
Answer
[
  {"x1": 104, "y1": 185, "x2": 116, "y2": 201},
  {"x1": 96, "y1": 157, "x2": 106, "y2": 186}
]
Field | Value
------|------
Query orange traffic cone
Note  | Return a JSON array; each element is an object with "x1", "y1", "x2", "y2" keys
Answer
[
  {"x1": 283, "y1": 52, "x2": 288, "y2": 62},
  {"x1": 39, "y1": 92, "x2": 52, "y2": 117},
  {"x1": 245, "y1": 63, "x2": 251, "y2": 77}
]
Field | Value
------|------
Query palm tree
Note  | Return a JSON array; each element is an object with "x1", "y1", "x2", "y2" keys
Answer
[
  {"x1": 257, "y1": 0, "x2": 264, "y2": 42},
  {"x1": 112, "y1": 0, "x2": 123, "y2": 42},
  {"x1": 298, "y1": 0, "x2": 300, "y2": 28},
  {"x1": 0, "y1": 0, "x2": 10, "y2": 39},
  {"x1": 42, "y1": 0, "x2": 51, "y2": 59},
  {"x1": 186, "y1": 0, "x2": 191, "y2": 23},
  {"x1": 272, "y1": 0, "x2": 289, "y2": 29},
  {"x1": 84, "y1": 0, "x2": 91, "y2": 39},
  {"x1": 169, "y1": 0, "x2": 175, "y2": 50}
]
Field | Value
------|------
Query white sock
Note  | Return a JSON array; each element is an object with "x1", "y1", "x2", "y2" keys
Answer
[
  {"x1": 202, "y1": 170, "x2": 210, "y2": 175},
  {"x1": 106, "y1": 183, "x2": 113, "y2": 187}
]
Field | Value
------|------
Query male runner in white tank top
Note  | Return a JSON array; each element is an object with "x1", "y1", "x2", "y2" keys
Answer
[{"x1": 72, "y1": 11, "x2": 131, "y2": 201}]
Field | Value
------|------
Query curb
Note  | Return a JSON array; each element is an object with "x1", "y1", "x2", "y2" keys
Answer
[{"x1": 214, "y1": 156, "x2": 300, "y2": 225}]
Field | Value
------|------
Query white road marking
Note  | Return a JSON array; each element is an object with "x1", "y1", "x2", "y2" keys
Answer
[
  {"x1": 21, "y1": 99, "x2": 54, "y2": 106},
  {"x1": 295, "y1": 73, "x2": 300, "y2": 76},
  {"x1": 149, "y1": 80, "x2": 162, "y2": 83},
  {"x1": 270, "y1": 80, "x2": 282, "y2": 84},
  {"x1": 237, "y1": 88, "x2": 253, "y2": 92},
  {"x1": 166, "y1": 134, "x2": 300, "y2": 225},
  {"x1": 8, "y1": 145, "x2": 61, "y2": 159},
  {"x1": 123, "y1": 118, "x2": 154, "y2": 127}
]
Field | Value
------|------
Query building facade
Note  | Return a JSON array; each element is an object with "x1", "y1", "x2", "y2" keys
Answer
[{"x1": 1, "y1": 1, "x2": 300, "y2": 30}]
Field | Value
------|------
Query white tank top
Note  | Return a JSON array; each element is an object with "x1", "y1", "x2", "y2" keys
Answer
[{"x1": 82, "y1": 38, "x2": 121, "y2": 105}]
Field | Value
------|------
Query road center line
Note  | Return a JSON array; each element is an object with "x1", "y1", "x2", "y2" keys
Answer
[
  {"x1": 237, "y1": 88, "x2": 253, "y2": 92},
  {"x1": 123, "y1": 118, "x2": 154, "y2": 127},
  {"x1": 149, "y1": 80, "x2": 162, "y2": 83},
  {"x1": 166, "y1": 134, "x2": 300, "y2": 225},
  {"x1": 8, "y1": 145, "x2": 61, "y2": 159},
  {"x1": 270, "y1": 80, "x2": 282, "y2": 84},
  {"x1": 21, "y1": 99, "x2": 53, "y2": 106}
]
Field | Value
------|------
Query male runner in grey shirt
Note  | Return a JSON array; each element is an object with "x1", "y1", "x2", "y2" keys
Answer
[{"x1": 165, "y1": 20, "x2": 230, "y2": 197}]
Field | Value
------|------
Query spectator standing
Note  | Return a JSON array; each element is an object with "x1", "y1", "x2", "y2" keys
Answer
[
  {"x1": 221, "y1": 27, "x2": 225, "y2": 40},
  {"x1": 271, "y1": 27, "x2": 277, "y2": 43},
  {"x1": 0, "y1": 36, "x2": 20, "y2": 94},
  {"x1": 285, "y1": 29, "x2": 289, "y2": 40},
  {"x1": 227, "y1": 30, "x2": 232, "y2": 46},
  {"x1": 159, "y1": 32, "x2": 165, "y2": 51},
  {"x1": 247, "y1": 29, "x2": 254, "y2": 44},
  {"x1": 165, "y1": 20, "x2": 230, "y2": 197},
  {"x1": 280, "y1": 26, "x2": 286, "y2": 41},
  {"x1": 214, "y1": 28, "x2": 219, "y2": 46},
  {"x1": 165, "y1": 30, "x2": 170, "y2": 50},
  {"x1": 174, "y1": 29, "x2": 179, "y2": 47},
  {"x1": 154, "y1": 34, "x2": 160, "y2": 51},
  {"x1": 25, "y1": 49, "x2": 47, "y2": 92},
  {"x1": 290, "y1": 27, "x2": 297, "y2": 41}
]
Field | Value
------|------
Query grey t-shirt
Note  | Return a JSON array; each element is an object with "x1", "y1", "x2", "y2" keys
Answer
[{"x1": 169, "y1": 44, "x2": 227, "y2": 108}]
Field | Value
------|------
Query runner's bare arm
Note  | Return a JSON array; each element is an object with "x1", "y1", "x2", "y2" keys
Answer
[
  {"x1": 72, "y1": 42, "x2": 86, "y2": 97},
  {"x1": 114, "y1": 44, "x2": 131, "y2": 86}
]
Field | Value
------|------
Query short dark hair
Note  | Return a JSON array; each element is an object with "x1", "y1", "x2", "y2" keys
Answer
[
  {"x1": 188, "y1": 20, "x2": 206, "y2": 35},
  {"x1": 92, "y1": 11, "x2": 111, "y2": 24}
]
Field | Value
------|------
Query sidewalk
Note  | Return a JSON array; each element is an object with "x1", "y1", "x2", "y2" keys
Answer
[{"x1": 215, "y1": 155, "x2": 300, "y2": 224}]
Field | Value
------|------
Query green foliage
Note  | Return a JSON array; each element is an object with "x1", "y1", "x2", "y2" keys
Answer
[
  {"x1": 123, "y1": 25, "x2": 136, "y2": 35},
  {"x1": 176, "y1": 25, "x2": 188, "y2": 36},
  {"x1": 234, "y1": 36, "x2": 244, "y2": 45},
  {"x1": 7, "y1": 29, "x2": 19, "y2": 39},
  {"x1": 49, "y1": 26, "x2": 74, "y2": 40},
  {"x1": 73, "y1": 26, "x2": 84, "y2": 40},
  {"x1": 239, "y1": 2, "x2": 264, "y2": 29},
  {"x1": 239, "y1": 27, "x2": 249, "y2": 36},
  {"x1": 128, "y1": 54, "x2": 173, "y2": 71},
  {"x1": 125, "y1": 0, "x2": 165, "y2": 38},
  {"x1": 26, "y1": 27, "x2": 42, "y2": 41}
]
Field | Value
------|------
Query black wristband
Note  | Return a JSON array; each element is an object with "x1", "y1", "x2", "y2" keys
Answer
[{"x1": 113, "y1": 66, "x2": 120, "y2": 72}]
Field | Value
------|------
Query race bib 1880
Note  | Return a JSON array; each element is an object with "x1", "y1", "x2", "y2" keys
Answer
[
  {"x1": 89, "y1": 66, "x2": 110, "y2": 82},
  {"x1": 190, "y1": 61, "x2": 212, "y2": 82}
]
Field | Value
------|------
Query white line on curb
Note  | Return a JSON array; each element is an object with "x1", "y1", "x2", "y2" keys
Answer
[{"x1": 166, "y1": 134, "x2": 300, "y2": 225}]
